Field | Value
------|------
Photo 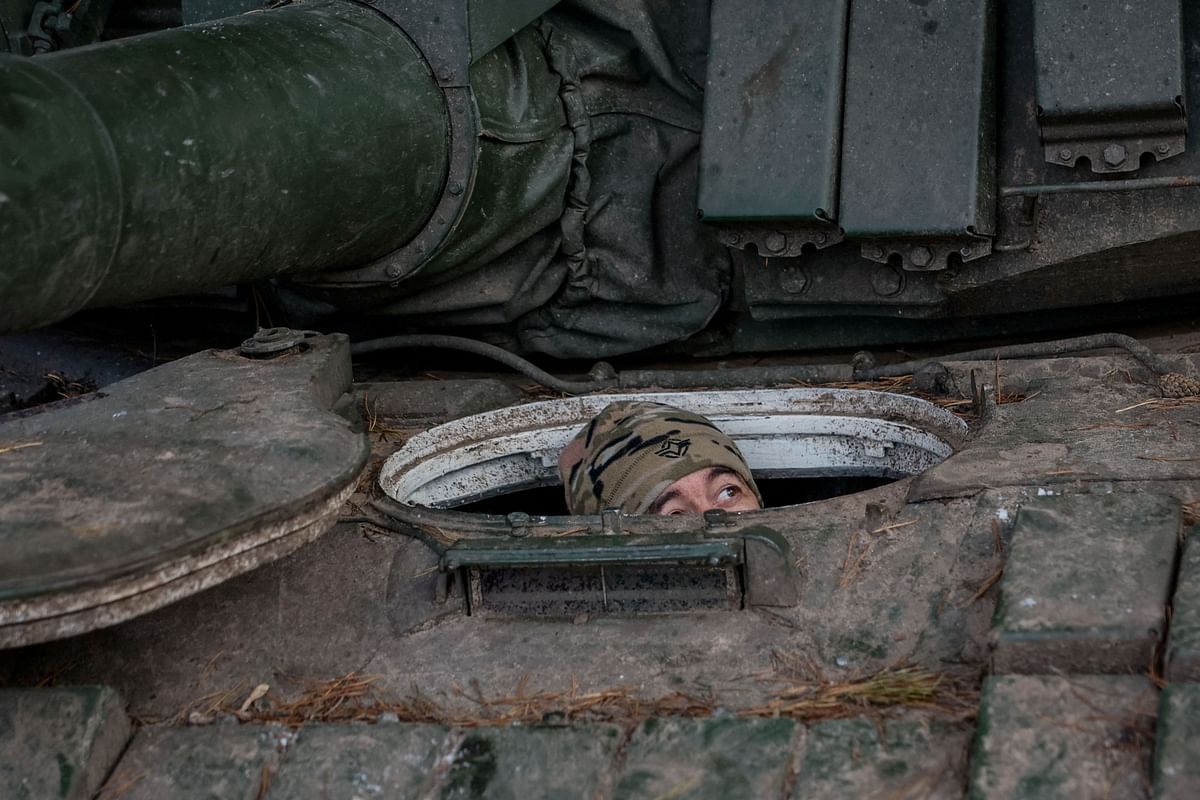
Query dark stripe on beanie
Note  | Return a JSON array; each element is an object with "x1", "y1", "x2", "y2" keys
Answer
[
  {"x1": 663, "y1": 415, "x2": 720, "y2": 431},
  {"x1": 589, "y1": 430, "x2": 678, "y2": 477}
]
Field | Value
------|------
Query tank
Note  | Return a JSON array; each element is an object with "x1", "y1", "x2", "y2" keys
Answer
[
  {"x1": 3, "y1": 0, "x2": 1200, "y2": 357},
  {"x1": 2, "y1": 3, "x2": 1200, "y2": 798}
]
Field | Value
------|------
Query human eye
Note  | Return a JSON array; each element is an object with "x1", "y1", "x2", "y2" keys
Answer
[{"x1": 718, "y1": 484, "x2": 741, "y2": 501}]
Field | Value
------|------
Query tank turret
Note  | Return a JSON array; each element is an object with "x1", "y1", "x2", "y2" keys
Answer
[{"x1": 3, "y1": 0, "x2": 1200, "y2": 358}]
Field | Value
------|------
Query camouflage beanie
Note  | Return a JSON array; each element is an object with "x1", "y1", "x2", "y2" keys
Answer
[{"x1": 565, "y1": 401, "x2": 761, "y2": 515}]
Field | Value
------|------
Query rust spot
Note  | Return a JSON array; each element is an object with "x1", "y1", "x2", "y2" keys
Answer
[{"x1": 738, "y1": 24, "x2": 801, "y2": 128}]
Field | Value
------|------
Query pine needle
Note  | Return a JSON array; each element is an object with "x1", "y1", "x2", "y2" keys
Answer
[
  {"x1": 0, "y1": 442, "x2": 42, "y2": 455},
  {"x1": 175, "y1": 665, "x2": 975, "y2": 729}
]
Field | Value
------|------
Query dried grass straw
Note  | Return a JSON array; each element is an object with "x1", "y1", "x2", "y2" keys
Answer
[{"x1": 174, "y1": 663, "x2": 976, "y2": 730}]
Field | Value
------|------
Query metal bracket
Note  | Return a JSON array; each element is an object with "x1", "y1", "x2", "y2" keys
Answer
[
  {"x1": 715, "y1": 224, "x2": 845, "y2": 258},
  {"x1": 860, "y1": 236, "x2": 992, "y2": 272},
  {"x1": 969, "y1": 370, "x2": 998, "y2": 425},
  {"x1": 238, "y1": 327, "x2": 321, "y2": 357},
  {"x1": 1041, "y1": 129, "x2": 1186, "y2": 175},
  {"x1": 27, "y1": 0, "x2": 70, "y2": 54},
  {"x1": 742, "y1": 526, "x2": 800, "y2": 607},
  {"x1": 24, "y1": 0, "x2": 108, "y2": 54},
  {"x1": 994, "y1": 194, "x2": 1038, "y2": 253}
]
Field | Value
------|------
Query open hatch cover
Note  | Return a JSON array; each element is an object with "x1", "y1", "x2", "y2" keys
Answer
[{"x1": 0, "y1": 332, "x2": 368, "y2": 647}]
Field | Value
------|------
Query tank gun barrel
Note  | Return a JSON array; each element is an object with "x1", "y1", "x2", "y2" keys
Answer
[{"x1": 0, "y1": 1, "x2": 448, "y2": 332}]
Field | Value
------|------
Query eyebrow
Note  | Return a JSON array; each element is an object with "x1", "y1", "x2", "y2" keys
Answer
[
  {"x1": 647, "y1": 487, "x2": 682, "y2": 515},
  {"x1": 646, "y1": 466, "x2": 741, "y2": 514}
]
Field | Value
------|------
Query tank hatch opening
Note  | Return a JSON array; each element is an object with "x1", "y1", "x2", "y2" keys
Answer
[{"x1": 374, "y1": 389, "x2": 968, "y2": 617}]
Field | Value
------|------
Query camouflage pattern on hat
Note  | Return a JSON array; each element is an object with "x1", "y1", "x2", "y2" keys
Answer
[{"x1": 565, "y1": 401, "x2": 761, "y2": 514}]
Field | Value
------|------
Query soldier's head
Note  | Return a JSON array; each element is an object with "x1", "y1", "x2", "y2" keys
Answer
[{"x1": 559, "y1": 401, "x2": 762, "y2": 516}]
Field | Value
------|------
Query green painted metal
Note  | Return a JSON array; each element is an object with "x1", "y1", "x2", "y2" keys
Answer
[
  {"x1": 1163, "y1": 526, "x2": 1200, "y2": 680},
  {"x1": 0, "y1": 0, "x2": 34, "y2": 53},
  {"x1": 991, "y1": 493, "x2": 1179, "y2": 674},
  {"x1": 0, "y1": 1, "x2": 448, "y2": 333},
  {"x1": 1034, "y1": 0, "x2": 1184, "y2": 118},
  {"x1": 0, "y1": 686, "x2": 131, "y2": 800},
  {"x1": 1032, "y1": 0, "x2": 1186, "y2": 173},
  {"x1": 180, "y1": 0, "x2": 262, "y2": 26},
  {"x1": 697, "y1": 0, "x2": 849, "y2": 224},
  {"x1": 1153, "y1": 685, "x2": 1200, "y2": 798},
  {"x1": 838, "y1": 0, "x2": 995, "y2": 239},
  {"x1": 443, "y1": 534, "x2": 743, "y2": 570},
  {"x1": 0, "y1": 53, "x2": 123, "y2": 330},
  {"x1": 616, "y1": 717, "x2": 799, "y2": 799}
]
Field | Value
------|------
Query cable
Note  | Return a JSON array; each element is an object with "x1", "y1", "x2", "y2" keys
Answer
[
  {"x1": 855, "y1": 333, "x2": 1179, "y2": 379},
  {"x1": 350, "y1": 334, "x2": 612, "y2": 395},
  {"x1": 351, "y1": 332, "x2": 1190, "y2": 396}
]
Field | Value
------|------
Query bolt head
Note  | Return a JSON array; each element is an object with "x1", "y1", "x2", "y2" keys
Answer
[
  {"x1": 1058, "y1": 148, "x2": 1073, "y2": 162},
  {"x1": 870, "y1": 265, "x2": 903, "y2": 296},
  {"x1": 1103, "y1": 143, "x2": 1127, "y2": 167},
  {"x1": 449, "y1": 181, "x2": 463, "y2": 196},
  {"x1": 959, "y1": 245, "x2": 973, "y2": 257},
  {"x1": 909, "y1": 245, "x2": 934, "y2": 268},
  {"x1": 385, "y1": 264, "x2": 402, "y2": 278},
  {"x1": 779, "y1": 266, "x2": 808, "y2": 294},
  {"x1": 865, "y1": 244, "x2": 885, "y2": 260},
  {"x1": 1156, "y1": 143, "x2": 1171, "y2": 155},
  {"x1": 765, "y1": 232, "x2": 787, "y2": 254},
  {"x1": 851, "y1": 350, "x2": 876, "y2": 371},
  {"x1": 814, "y1": 232, "x2": 828, "y2": 245}
]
